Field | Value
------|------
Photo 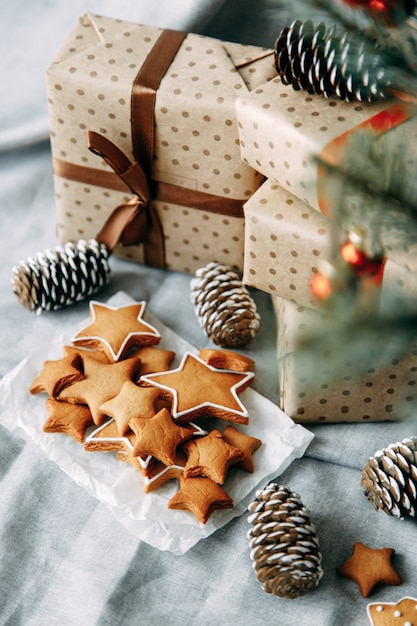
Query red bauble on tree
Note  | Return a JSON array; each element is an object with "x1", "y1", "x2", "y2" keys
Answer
[{"x1": 342, "y1": 0, "x2": 415, "y2": 26}]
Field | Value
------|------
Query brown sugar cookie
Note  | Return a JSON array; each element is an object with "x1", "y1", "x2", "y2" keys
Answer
[
  {"x1": 199, "y1": 349, "x2": 255, "y2": 372},
  {"x1": 43, "y1": 398, "x2": 93, "y2": 442},
  {"x1": 135, "y1": 346, "x2": 176, "y2": 376},
  {"x1": 72, "y1": 301, "x2": 161, "y2": 361},
  {"x1": 140, "y1": 351, "x2": 254, "y2": 424},
  {"x1": 182, "y1": 429, "x2": 245, "y2": 484},
  {"x1": 222, "y1": 425, "x2": 262, "y2": 473},
  {"x1": 367, "y1": 596, "x2": 417, "y2": 625},
  {"x1": 29, "y1": 352, "x2": 84, "y2": 398},
  {"x1": 129, "y1": 407, "x2": 197, "y2": 467},
  {"x1": 99, "y1": 380, "x2": 162, "y2": 436},
  {"x1": 168, "y1": 474, "x2": 234, "y2": 524},
  {"x1": 337, "y1": 542, "x2": 402, "y2": 597},
  {"x1": 59, "y1": 354, "x2": 142, "y2": 425}
]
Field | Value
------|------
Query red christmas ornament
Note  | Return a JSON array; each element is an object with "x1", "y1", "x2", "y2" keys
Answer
[
  {"x1": 340, "y1": 241, "x2": 385, "y2": 281},
  {"x1": 311, "y1": 273, "x2": 334, "y2": 301},
  {"x1": 342, "y1": 0, "x2": 414, "y2": 25}
]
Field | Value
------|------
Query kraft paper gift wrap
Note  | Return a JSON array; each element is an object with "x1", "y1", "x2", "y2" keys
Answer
[
  {"x1": 273, "y1": 295, "x2": 417, "y2": 423},
  {"x1": 46, "y1": 12, "x2": 277, "y2": 274},
  {"x1": 243, "y1": 179, "x2": 417, "y2": 317},
  {"x1": 235, "y1": 77, "x2": 415, "y2": 214}
]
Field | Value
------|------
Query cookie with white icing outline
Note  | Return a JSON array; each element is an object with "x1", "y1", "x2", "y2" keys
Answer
[
  {"x1": 367, "y1": 596, "x2": 417, "y2": 625},
  {"x1": 72, "y1": 301, "x2": 161, "y2": 361},
  {"x1": 140, "y1": 351, "x2": 254, "y2": 424}
]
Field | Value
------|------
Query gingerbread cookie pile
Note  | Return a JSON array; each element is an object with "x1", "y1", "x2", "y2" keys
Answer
[{"x1": 30, "y1": 300, "x2": 262, "y2": 524}]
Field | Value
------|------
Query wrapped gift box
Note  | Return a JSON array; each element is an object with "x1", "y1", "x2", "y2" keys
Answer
[
  {"x1": 274, "y1": 295, "x2": 417, "y2": 423},
  {"x1": 46, "y1": 12, "x2": 277, "y2": 274},
  {"x1": 235, "y1": 77, "x2": 414, "y2": 215},
  {"x1": 243, "y1": 179, "x2": 417, "y2": 317}
]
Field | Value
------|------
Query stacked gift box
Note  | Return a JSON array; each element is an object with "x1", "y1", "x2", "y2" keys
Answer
[
  {"x1": 235, "y1": 76, "x2": 417, "y2": 423},
  {"x1": 46, "y1": 12, "x2": 277, "y2": 275}
]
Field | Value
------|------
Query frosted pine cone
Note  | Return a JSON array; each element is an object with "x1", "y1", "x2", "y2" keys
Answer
[
  {"x1": 190, "y1": 262, "x2": 260, "y2": 348},
  {"x1": 247, "y1": 483, "x2": 323, "y2": 599},
  {"x1": 274, "y1": 19, "x2": 391, "y2": 102},
  {"x1": 12, "y1": 239, "x2": 110, "y2": 314},
  {"x1": 361, "y1": 436, "x2": 417, "y2": 519}
]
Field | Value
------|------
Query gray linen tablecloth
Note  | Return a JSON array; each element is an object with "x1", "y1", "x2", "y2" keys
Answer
[{"x1": 2, "y1": 1, "x2": 417, "y2": 624}]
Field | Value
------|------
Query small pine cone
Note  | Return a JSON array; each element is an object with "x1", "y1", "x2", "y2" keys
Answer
[
  {"x1": 274, "y1": 19, "x2": 390, "y2": 102},
  {"x1": 190, "y1": 261, "x2": 260, "y2": 349},
  {"x1": 247, "y1": 483, "x2": 323, "y2": 599},
  {"x1": 11, "y1": 239, "x2": 111, "y2": 314},
  {"x1": 361, "y1": 436, "x2": 417, "y2": 519}
]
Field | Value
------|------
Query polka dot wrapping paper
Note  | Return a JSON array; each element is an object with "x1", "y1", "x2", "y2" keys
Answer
[
  {"x1": 273, "y1": 295, "x2": 417, "y2": 423},
  {"x1": 235, "y1": 77, "x2": 415, "y2": 215},
  {"x1": 46, "y1": 12, "x2": 276, "y2": 275},
  {"x1": 242, "y1": 179, "x2": 417, "y2": 318}
]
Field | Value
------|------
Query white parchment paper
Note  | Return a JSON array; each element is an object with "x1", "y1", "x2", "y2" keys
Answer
[{"x1": 0, "y1": 292, "x2": 314, "y2": 554}]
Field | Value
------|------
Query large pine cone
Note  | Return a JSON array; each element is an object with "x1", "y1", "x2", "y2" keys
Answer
[
  {"x1": 247, "y1": 483, "x2": 323, "y2": 599},
  {"x1": 274, "y1": 19, "x2": 391, "y2": 102},
  {"x1": 361, "y1": 436, "x2": 417, "y2": 519},
  {"x1": 190, "y1": 262, "x2": 260, "y2": 348},
  {"x1": 12, "y1": 239, "x2": 110, "y2": 313}
]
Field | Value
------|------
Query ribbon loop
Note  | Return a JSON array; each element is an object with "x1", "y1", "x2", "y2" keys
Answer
[{"x1": 87, "y1": 130, "x2": 164, "y2": 266}]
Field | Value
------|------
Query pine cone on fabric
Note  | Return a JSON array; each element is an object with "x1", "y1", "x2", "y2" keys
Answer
[
  {"x1": 247, "y1": 483, "x2": 323, "y2": 599},
  {"x1": 12, "y1": 239, "x2": 111, "y2": 314},
  {"x1": 361, "y1": 436, "x2": 417, "y2": 519},
  {"x1": 190, "y1": 262, "x2": 260, "y2": 349},
  {"x1": 274, "y1": 19, "x2": 391, "y2": 102}
]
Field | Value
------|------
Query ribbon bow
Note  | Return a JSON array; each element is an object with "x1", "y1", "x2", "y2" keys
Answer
[{"x1": 88, "y1": 130, "x2": 165, "y2": 267}]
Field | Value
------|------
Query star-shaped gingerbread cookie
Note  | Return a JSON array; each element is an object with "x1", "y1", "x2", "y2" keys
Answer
[
  {"x1": 182, "y1": 429, "x2": 244, "y2": 484},
  {"x1": 99, "y1": 381, "x2": 162, "y2": 436},
  {"x1": 337, "y1": 542, "x2": 402, "y2": 597},
  {"x1": 222, "y1": 425, "x2": 262, "y2": 473},
  {"x1": 72, "y1": 301, "x2": 161, "y2": 361},
  {"x1": 129, "y1": 407, "x2": 196, "y2": 467},
  {"x1": 135, "y1": 346, "x2": 176, "y2": 376},
  {"x1": 43, "y1": 398, "x2": 93, "y2": 442},
  {"x1": 30, "y1": 352, "x2": 84, "y2": 399},
  {"x1": 59, "y1": 354, "x2": 141, "y2": 425},
  {"x1": 168, "y1": 475, "x2": 234, "y2": 524},
  {"x1": 140, "y1": 352, "x2": 254, "y2": 424}
]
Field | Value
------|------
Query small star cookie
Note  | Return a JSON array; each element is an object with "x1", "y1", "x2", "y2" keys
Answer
[
  {"x1": 367, "y1": 596, "x2": 417, "y2": 625},
  {"x1": 99, "y1": 380, "x2": 162, "y2": 436},
  {"x1": 59, "y1": 354, "x2": 141, "y2": 425},
  {"x1": 43, "y1": 398, "x2": 93, "y2": 442},
  {"x1": 135, "y1": 346, "x2": 176, "y2": 376},
  {"x1": 140, "y1": 351, "x2": 254, "y2": 424},
  {"x1": 72, "y1": 301, "x2": 161, "y2": 361},
  {"x1": 337, "y1": 542, "x2": 402, "y2": 597},
  {"x1": 129, "y1": 407, "x2": 197, "y2": 467},
  {"x1": 29, "y1": 352, "x2": 84, "y2": 399},
  {"x1": 168, "y1": 474, "x2": 234, "y2": 524},
  {"x1": 182, "y1": 429, "x2": 244, "y2": 484},
  {"x1": 222, "y1": 425, "x2": 262, "y2": 473}
]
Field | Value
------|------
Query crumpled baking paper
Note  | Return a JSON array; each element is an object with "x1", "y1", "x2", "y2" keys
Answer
[{"x1": 0, "y1": 292, "x2": 314, "y2": 555}]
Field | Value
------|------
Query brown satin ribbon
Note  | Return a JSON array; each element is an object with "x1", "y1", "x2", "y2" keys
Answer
[{"x1": 53, "y1": 28, "x2": 246, "y2": 268}]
